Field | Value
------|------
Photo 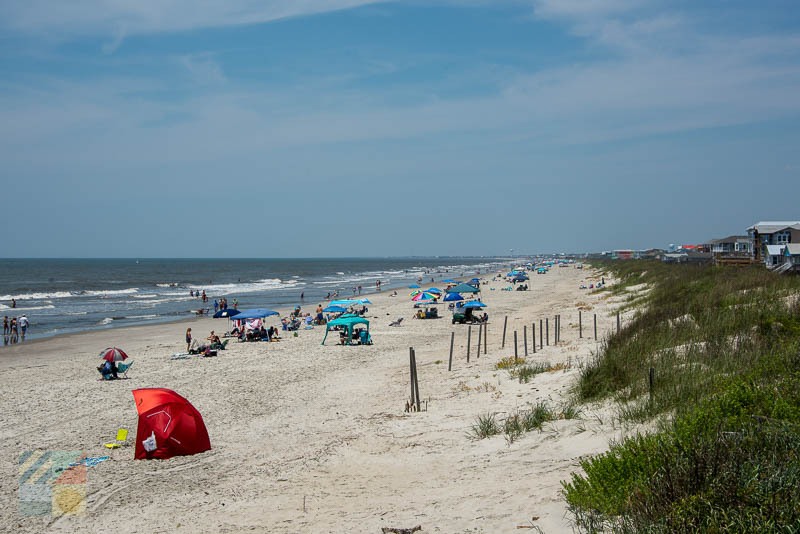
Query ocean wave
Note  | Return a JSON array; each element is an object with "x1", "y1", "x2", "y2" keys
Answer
[
  {"x1": 156, "y1": 283, "x2": 179, "y2": 288},
  {"x1": 126, "y1": 314, "x2": 159, "y2": 320},
  {"x1": 80, "y1": 288, "x2": 139, "y2": 297},
  {"x1": 99, "y1": 317, "x2": 114, "y2": 325},
  {"x1": 66, "y1": 311, "x2": 88, "y2": 315},
  {"x1": 0, "y1": 291, "x2": 73, "y2": 300},
  {"x1": 3, "y1": 304, "x2": 56, "y2": 311},
  {"x1": 133, "y1": 294, "x2": 158, "y2": 299}
]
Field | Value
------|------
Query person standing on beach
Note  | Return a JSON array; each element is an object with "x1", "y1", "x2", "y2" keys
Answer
[
  {"x1": 233, "y1": 298, "x2": 238, "y2": 309},
  {"x1": 2, "y1": 316, "x2": 7, "y2": 336},
  {"x1": 11, "y1": 299, "x2": 16, "y2": 309},
  {"x1": 301, "y1": 292, "x2": 304, "y2": 300},
  {"x1": 18, "y1": 314, "x2": 28, "y2": 341},
  {"x1": 186, "y1": 328, "x2": 192, "y2": 352},
  {"x1": 10, "y1": 317, "x2": 18, "y2": 343},
  {"x1": 214, "y1": 300, "x2": 219, "y2": 314},
  {"x1": 358, "y1": 285, "x2": 362, "y2": 295}
]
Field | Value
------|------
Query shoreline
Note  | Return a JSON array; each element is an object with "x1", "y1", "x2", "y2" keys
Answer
[{"x1": 0, "y1": 268, "x2": 490, "y2": 352}]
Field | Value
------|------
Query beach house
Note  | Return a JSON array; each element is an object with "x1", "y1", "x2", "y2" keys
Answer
[
  {"x1": 747, "y1": 221, "x2": 800, "y2": 263},
  {"x1": 710, "y1": 236, "x2": 752, "y2": 255},
  {"x1": 782, "y1": 244, "x2": 800, "y2": 273}
]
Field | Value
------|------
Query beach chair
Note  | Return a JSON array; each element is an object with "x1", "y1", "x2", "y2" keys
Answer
[
  {"x1": 117, "y1": 361, "x2": 133, "y2": 378},
  {"x1": 389, "y1": 317, "x2": 404, "y2": 327},
  {"x1": 104, "y1": 428, "x2": 128, "y2": 449}
]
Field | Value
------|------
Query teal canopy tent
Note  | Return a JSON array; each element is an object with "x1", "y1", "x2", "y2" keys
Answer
[
  {"x1": 322, "y1": 316, "x2": 371, "y2": 345},
  {"x1": 447, "y1": 282, "x2": 480, "y2": 294}
]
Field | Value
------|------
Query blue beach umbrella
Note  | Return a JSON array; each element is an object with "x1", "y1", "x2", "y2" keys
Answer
[
  {"x1": 462, "y1": 301, "x2": 487, "y2": 308},
  {"x1": 408, "y1": 284, "x2": 421, "y2": 289},
  {"x1": 442, "y1": 279, "x2": 457, "y2": 284},
  {"x1": 444, "y1": 292, "x2": 464, "y2": 302},
  {"x1": 425, "y1": 288, "x2": 442, "y2": 295},
  {"x1": 323, "y1": 305, "x2": 347, "y2": 313}
]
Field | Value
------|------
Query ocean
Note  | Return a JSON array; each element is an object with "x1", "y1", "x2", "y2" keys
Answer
[{"x1": 0, "y1": 258, "x2": 504, "y2": 341}]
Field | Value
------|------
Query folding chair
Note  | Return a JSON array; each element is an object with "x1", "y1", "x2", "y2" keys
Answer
[{"x1": 104, "y1": 428, "x2": 128, "y2": 449}]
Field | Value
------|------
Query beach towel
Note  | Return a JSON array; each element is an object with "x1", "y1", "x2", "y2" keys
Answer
[{"x1": 70, "y1": 456, "x2": 110, "y2": 468}]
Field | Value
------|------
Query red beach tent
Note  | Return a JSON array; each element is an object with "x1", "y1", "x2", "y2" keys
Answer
[{"x1": 132, "y1": 388, "x2": 211, "y2": 460}]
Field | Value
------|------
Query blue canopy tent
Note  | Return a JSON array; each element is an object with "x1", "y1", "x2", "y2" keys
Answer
[
  {"x1": 444, "y1": 292, "x2": 464, "y2": 302},
  {"x1": 330, "y1": 299, "x2": 371, "y2": 307},
  {"x1": 442, "y1": 279, "x2": 457, "y2": 284},
  {"x1": 408, "y1": 284, "x2": 421, "y2": 289},
  {"x1": 321, "y1": 316, "x2": 371, "y2": 345},
  {"x1": 462, "y1": 300, "x2": 487, "y2": 308},
  {"x1": 233, "y1": 309, "x2": 279, "y2": 321},
  {"x1": 213, "y1": 309, "x2": 241, "y2": 319},
  {"x1": 448, "y1": 283, "x2": 480, "y2": 294},
  {"x1": 323, "y1": 305, "x2": 347, "y2": 313}
]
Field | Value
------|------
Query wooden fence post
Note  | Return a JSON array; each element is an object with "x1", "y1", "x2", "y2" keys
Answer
[
  {"x1": 532, "y1": 323, "x2": 536, "y2": 354},
  {"x1": 617, "y1": 311, "x2": 620, "y2": 333},
  {"x1": 514, "y1": 331, "x2": 518, "y2": 362},
  {"x1": 501, "y1": 316, "x2": 508, "y2": 348},
  {"x1": 594, "y1": 314, "x2": 597, "y2": 340},
  {"x1": 579, "y1": 311, "x2": 582, "y2": 338},
  {"x1": 546, "y1": 318, "x2": 549, "y2": 346},
  {"x1": 409, "y1": 347, "x2": 416, "y2": 410},
  {"x1": 539, "y1": 319, "x2": 543, "y2": 349},
  {"x1": 412, "y1": 348, "x2": 421, "y2": 412},
  {"x1": 484, "y1": 322, "x2": 487, "y2": 354},
  {"x1": 448, "y1": 332, "x2": 454, "y2": 371},
  {"x1": 466, "y1": 325, "x2": 471, "y2": 363},
  {"x1": 523, "y1": 325, "x2": 528, "y2": 357},
  {"x1": 476, "y1": 322, "x2": 482, "y2": 359}
]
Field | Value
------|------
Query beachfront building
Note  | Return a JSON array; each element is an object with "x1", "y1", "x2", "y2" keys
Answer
[
  {"x1": 710, "y1": 236, "x2": 752, "y2": 255},
  {"x1": 783, "y1": 244, "x2": 800, "y2": 273},
  {"x1": 766, "y1": 245, "x2": 785, "y2": 268},
  {"x1": 747, "y1": 221, "x2": 800, "y2": 263}
]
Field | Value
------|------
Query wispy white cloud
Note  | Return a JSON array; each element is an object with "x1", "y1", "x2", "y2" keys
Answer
[
  {"x1": 178, "y1": 53, "x2": 227, "y2": 85},
  {"x1": 0, "y1": 0, "x2": 388, "y2": 35}
]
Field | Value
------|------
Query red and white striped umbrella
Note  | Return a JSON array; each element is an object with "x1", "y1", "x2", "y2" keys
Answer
[{"x1": 99, "y1": 347, "x2": 129, "y2": 363}]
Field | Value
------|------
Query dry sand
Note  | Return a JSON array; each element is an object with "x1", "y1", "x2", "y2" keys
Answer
[{"x1": 1, "y1": 266, "x2": 632, "y2": 533}]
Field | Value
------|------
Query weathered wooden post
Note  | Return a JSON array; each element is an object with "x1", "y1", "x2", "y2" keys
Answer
[
  {"x1": 546, "y1": 318, "x2": 549, "y2": 346},
  {"x1": 466, "y1": 325, "x2": 472, "y2": 363},
  {"x1": 539, "y1": 319, "x2": 543, "y2": 349},
  {"x1": 579, "y1": 311, "x2": 582, "y2": 338},
  {"x1": 501, "y1": 316, "x2": 508, "y2": 348},
  {"x1": 594, "y1": 313, "x2": 597, "y2": 340},
  {"x1": 448, "y1": 331, "x2": 454, "y2": 371},
  {"x1": 409, "y1": 347, "x2": 416, "y2": 410},
  {"x1": 476, "y1": 322, "x2": 482, "y2": 359},
  {"x1": 532, "y1": 323, "x2": 536, "y2": 354},
  {"x1": 617, "y1": 311, "x2": 621, "y2": 333},
  {"x1": 412, "y1": 348, "x2": 421, "y2": 412},
  {"x1": 514, "y1": 331, "x2": 518, "y2": 362},
  {"x1": 523, "y1": 325, "x2": 528, "y2": 357},
  {"x1": 484, "y1": 322, "x2": 488, "y2": 354}
]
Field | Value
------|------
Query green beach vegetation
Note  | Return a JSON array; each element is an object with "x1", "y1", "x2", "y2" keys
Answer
[{"x1": 562, "y1": 260, "x2": 800, "y2": 533}]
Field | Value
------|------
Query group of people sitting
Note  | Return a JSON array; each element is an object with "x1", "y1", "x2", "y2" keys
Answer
[
  {"x1": 579, "y1": 281, "x2": 604, "y2": 290},
  {"x1": 338, "y1": 327, "x2": 371, "y2": 345},
  {"x1": 229, "y1": 324, "x2": 281, "y2": 342}
]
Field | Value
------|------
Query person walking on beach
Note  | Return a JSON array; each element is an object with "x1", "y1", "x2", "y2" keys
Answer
[
  {"x1": 233, "y1": 299, "x2": 238, "y2": 309},
  {"x1": 186, "y1": 328, "x2": 192, "y2": 352},
  {"x1": 301, "y1": 292, "x2": 304, "y2": 300},
  {"x1": 214, "y1": 300, "x2": 219, "y2": 314},
  {"x1": 11, "y1": 299, "x2": 16, "y2": 309},
  {"x1": 202, "y1": 290, "x2": 207, "y2": 302},
  {"x1": 358, "y1": 285, "x2": 362, "y2": 295},
  {"x1": 2, "y1": 316, "x2": 7, "y2": 336},
  {"x1": 10, "y1": 317, "x2": 18, "y2": 344},
  {"x1": 19, "y1": 314, "x2": 28, "y2": 341}
]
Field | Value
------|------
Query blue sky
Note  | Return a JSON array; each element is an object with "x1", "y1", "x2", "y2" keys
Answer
[{"x1": 1, "y1": 0, "x2": 799, "y2": 257}]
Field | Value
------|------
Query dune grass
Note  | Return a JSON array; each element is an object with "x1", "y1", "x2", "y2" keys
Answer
[{"x1": 562, "y1": 260, "x2": 800, "y2": 533}]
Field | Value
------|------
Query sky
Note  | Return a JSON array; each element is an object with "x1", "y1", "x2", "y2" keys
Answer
[{"x1": 1, "y1": 0, "x2": 799, "y2": 257}]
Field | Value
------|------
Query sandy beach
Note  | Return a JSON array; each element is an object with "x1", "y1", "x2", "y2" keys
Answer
[{"x1": 1, "y1": 266, "x2": 634, "y2": 533}]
